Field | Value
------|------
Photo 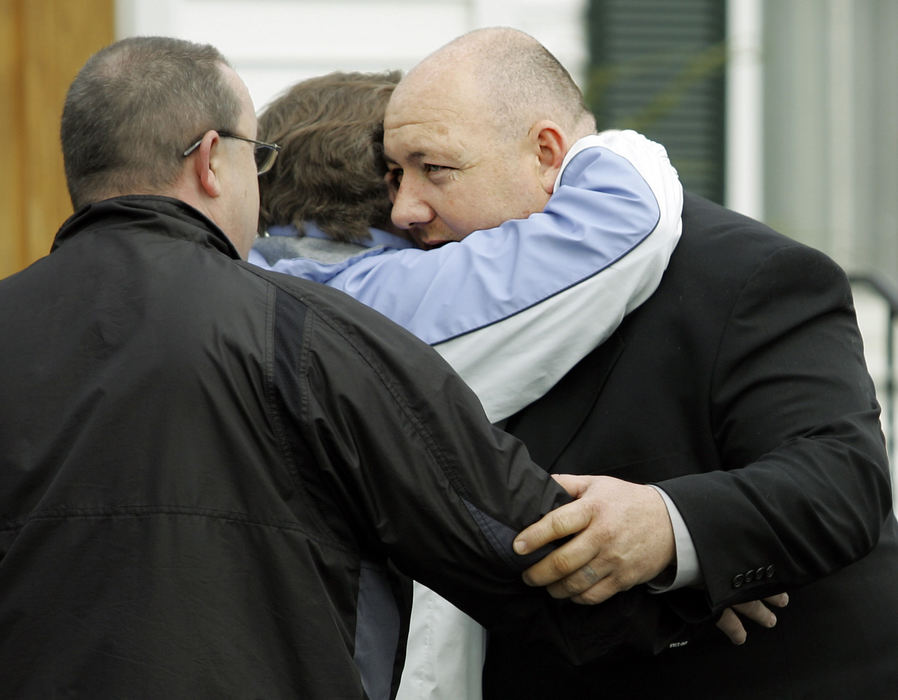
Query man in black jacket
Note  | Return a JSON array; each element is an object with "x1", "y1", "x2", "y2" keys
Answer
[
  {"x1": 0, "y1": 36, "x2": 677, "y2": 698},
  {"x1": 382, "y1": 27, "x2": 898, "y2": 699}
]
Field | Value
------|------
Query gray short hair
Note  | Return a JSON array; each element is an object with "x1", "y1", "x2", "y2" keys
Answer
[{"x1": 61, "y1": 36, "x2": 242, "y2": 210}]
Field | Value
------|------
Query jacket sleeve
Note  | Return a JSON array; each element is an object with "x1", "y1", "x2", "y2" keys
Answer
[
  {"x1": 281, "y1": 284, "x2": 685, "y2": 661},
  {"x1": 657, "y1": 244, "x2": 892, "y2": 614}
]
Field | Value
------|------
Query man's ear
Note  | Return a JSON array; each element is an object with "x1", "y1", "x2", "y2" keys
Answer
[
  {"x1": 192, "y1": 130, "x2": 223, "y2": 198},
  {"x1": 530, "y1": 120, "x2": 568, "y2": 194}
]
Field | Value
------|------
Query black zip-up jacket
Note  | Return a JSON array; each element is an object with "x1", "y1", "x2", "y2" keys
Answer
[{"x1": 0, "y1": 197, "x2": 679, "y2": 698}]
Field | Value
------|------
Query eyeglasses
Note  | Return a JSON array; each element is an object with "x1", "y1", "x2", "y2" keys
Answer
[{"x1": 182, "y1": 130, "x2": 281, "y2": 175}]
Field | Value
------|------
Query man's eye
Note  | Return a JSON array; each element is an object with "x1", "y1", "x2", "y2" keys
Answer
[{"x1": 423, "y1": 164, "x2": 447, "y2": 174}]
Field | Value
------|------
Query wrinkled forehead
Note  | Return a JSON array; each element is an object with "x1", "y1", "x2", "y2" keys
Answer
[
  {"x1": 383, "y1": 108, "x2": 464, "y2": 158},
  {"x1": 383, "y1": 71, "x2": 492, "y2": 161}
]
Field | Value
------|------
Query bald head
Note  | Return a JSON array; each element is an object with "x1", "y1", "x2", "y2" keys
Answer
[
  {"x1": 389, "y1": 27, "x2": 595, "y2": 141},
  {"x1": 382, "y1": 28, "x2": 595, "y2": 247}
]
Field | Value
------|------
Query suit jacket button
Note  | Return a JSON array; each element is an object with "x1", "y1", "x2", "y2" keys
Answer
[
  {"x1": 744, "y1": 569, "x2": 755, "y2": 584},
  {"x1": 755, "y1": 566, "x2": 766, "y2": 580},
  {"x1": 732, "y1": 573, "x2": 744, "y2": 588},
  {"x1": 766, "y1": 564, "x2": 775, "y2": 578}
]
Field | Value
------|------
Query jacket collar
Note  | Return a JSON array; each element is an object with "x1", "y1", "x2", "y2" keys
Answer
[
  {"x1": 266, "y1": 222, "x2": 413, "y2": 251},
  {"x1": 51, "y1": 195, "x2": 241, "y2": 259}
]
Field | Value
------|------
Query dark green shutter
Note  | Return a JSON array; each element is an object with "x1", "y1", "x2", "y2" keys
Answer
[{"x1": 586, "y1": 0, "x2": 727, "y2": 203}]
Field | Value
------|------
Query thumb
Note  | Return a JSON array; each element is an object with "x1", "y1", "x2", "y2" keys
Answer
[{"x1": 552, "y1": 473, "x2": 590, "y2": 498}]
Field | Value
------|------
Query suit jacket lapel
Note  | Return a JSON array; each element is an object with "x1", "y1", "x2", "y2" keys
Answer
[{"x1": 505, "y1": 333, "x2": 626, "y2": 470}]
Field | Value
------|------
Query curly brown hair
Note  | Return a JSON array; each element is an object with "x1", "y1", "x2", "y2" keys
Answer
[{"x1": 257, "y1": 70, "x2": 401, "y2": 242}]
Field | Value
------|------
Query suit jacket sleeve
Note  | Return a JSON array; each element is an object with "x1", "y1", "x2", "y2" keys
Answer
[{"x1": 657, "y1": 243, "x2": 892, "y2": 613}]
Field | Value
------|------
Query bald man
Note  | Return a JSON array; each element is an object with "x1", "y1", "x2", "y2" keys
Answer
[{"x1": 381, "y1": 27, "x2": 898, "y2": 700}]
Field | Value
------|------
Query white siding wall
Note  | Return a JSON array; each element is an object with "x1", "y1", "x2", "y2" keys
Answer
[{"x1": 116, "y1": 0, "x2": 588, "y2": 112}]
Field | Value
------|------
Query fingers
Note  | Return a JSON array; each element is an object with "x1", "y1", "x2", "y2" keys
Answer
[
  {"x1": 730, "y1": 600, "x2": 778, "y2": 629},
  {"x1": 715, "y1": 608, "x2": 748, "y2": 645},
  {"x1": 513, "y1": 475, "x2": 605, "y2": 590},
  {"x1": 566, "y1": 573, "x2": 626, "y2": 605},
  {"x1": 716, "y1": 594, "x2": 789, "y2": 646},
  {"x1": 513, "y1": 502, "x2": 589, "y2": 554},
  {"x1": 544, "y1": 561, "x2": 615, "y2": 603},
  {"x1": 529, "y1": 551, "x2": 640, "y2": 604},
  {"x1": 513, "y1": 475, "x2": 593, "y2": 556},
  {"x1": 546, "y1": 563, "x2": 602, "y2": 599},
  {"x1": 518, "y1": 526, "x2": 600, "y2": 588},
  {"x1": 764, "y1": 592, "x2": 789, "y2": 608}
]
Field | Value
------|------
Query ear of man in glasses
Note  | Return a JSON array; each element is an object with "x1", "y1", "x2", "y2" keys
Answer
[{"x1": 183, "y1": 130, "x2": 280, "y2": 175}]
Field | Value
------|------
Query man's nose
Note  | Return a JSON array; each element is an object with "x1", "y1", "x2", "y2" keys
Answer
[{"x1": 390, "y1": 181, "x2": 435, "y2": 230}]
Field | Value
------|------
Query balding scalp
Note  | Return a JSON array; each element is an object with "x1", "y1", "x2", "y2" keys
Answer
[{"x1": 409, "y1": 27, "x2": 595, "y2": 139}]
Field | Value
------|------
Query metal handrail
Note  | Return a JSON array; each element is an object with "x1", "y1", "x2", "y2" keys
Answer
[{"x1": 849, "y1": 272, "x2": 898, "y2": 458}]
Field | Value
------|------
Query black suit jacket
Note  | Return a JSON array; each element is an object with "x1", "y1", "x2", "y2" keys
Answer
[{"x1": 485, "y1": 193, "x2": 898, "y2": 699}]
